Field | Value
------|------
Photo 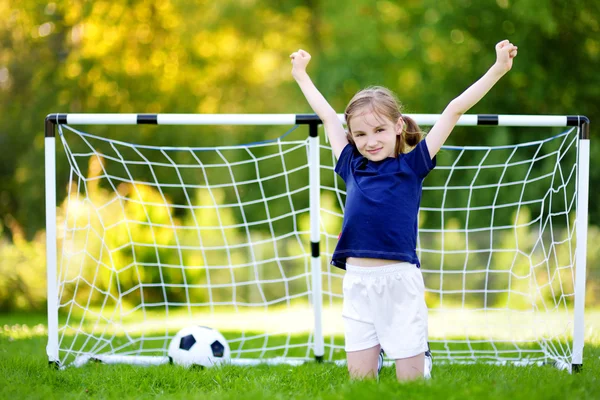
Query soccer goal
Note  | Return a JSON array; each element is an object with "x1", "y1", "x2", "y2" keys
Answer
[{"x1": 44, "y1": 113, "x2": 589, "y2": 372}]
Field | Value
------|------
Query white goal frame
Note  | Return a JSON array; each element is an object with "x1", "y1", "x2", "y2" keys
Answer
[{"x1": 44, "y1": 113, "x2": 590, "y2": 371}]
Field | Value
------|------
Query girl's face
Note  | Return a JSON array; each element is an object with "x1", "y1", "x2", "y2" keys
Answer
[{"x1": 349, "y1": 110, "x2": 402, "y2": 162}]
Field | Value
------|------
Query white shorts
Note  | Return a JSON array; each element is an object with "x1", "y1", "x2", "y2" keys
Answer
[{"x1": 342, "y1": 262, "x2": 429, "y2": 359}]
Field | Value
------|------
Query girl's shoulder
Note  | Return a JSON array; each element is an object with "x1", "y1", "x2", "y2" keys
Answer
[{"x1": 399, "y1": 139, "x2": 436, "y2": 179}]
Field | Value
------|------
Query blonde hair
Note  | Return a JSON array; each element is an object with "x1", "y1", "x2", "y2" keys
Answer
[{"x1": 344, "y1": 86, "x2": 423, "y2": 155}]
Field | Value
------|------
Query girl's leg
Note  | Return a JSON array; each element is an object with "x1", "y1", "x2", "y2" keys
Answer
[
  {"x1": 346, "y1": 344, "x2": 381, "y2": 379},
  {"x1": 395, "y1": 352, "x2": 425, "y2": 381}
]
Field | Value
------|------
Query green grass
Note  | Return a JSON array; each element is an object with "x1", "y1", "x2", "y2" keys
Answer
[{"x1": 1, "y1": 313, "x2": 599, "y2": 400}]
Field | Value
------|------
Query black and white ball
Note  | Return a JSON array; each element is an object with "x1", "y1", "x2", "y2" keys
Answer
[{"x1": 168, "y1": 326, "x2": 231, "y2": 368}]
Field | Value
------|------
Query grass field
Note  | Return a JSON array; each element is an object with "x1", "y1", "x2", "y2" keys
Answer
[{"x1": 1, "y1": 312, "x2": 599, "y2": 399}]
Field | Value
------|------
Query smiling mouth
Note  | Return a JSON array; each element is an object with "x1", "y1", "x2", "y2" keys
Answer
[{"x1": 367, "y1": 148, "x2": 382, "y2": 154}]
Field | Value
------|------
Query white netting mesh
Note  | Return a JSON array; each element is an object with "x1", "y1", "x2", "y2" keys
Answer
[{"x1": 54, "y1": 123, "x2": 580, "y2": 368}]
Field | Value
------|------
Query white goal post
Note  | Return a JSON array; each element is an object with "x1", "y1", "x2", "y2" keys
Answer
[{"x1": 44, "y1": 113, "x2": 590, "y2": 371}]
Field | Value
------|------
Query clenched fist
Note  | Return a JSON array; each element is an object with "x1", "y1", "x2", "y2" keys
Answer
[
  {"x1": 290, "y1": 49, "x2": 311, "y2": 78},
  {"x1": 495, "y1": 40, "x2": 518, "y2": 72}
]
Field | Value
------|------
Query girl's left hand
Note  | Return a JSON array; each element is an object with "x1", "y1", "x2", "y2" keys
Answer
[{"x1": 495, "y1": 39, "x2": 518, "y2": 72}]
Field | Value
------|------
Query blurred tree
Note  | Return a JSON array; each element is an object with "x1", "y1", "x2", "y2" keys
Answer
[
  {"x1": 0, "y1": 0, "x2": 598, "y2": 237},
  {"x1": 0, "y1": 0, "x2": 599, "y2": 310}
]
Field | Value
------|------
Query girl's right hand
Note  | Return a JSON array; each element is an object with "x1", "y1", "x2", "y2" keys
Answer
[{"x1": 290, "y1": 49, "x2": 311, "y2": 77}]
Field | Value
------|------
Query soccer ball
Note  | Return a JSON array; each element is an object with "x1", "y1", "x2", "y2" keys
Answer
[{"x1": 168, "y1": 326, "x2": 231, "y2": 368}]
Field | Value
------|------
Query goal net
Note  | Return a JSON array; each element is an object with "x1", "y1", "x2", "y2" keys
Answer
[{"x1": 44, "y1": 114, "x2": 589, "y2": 371}]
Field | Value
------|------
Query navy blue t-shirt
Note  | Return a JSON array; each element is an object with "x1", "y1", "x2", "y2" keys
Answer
[{"x1": 331, "y1": 140, "x2": 436, "y2": 269}]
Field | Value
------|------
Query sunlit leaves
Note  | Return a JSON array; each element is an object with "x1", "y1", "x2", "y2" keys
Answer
[{"x1": 0, "y1": 0, "x2": 599, "y2": 237}]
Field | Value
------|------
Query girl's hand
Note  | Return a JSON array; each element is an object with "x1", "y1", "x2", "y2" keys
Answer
[
  {"x1": 494, "y1": 40, "x2": 518, "y2": 73},
  {"x1": 290, "y1": 49, "x2": 311, "y2": 77}
]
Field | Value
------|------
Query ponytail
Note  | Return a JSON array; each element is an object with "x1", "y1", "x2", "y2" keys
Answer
[{"x1": 395, "y1": 115, "x2": 424, "y2": 155}]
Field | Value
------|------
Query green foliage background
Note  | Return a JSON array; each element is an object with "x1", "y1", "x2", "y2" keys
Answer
[{"x1": 1, "y1": 0, "x2": 599, "y2": 311}]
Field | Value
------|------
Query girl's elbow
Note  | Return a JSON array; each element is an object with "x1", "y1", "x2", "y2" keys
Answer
[
  {"x1": 446, "y1": 100, "x2": 467, "y2": 116},
  {"x1": 322, "y1": 112, "x2": 341, "y2": 124}
]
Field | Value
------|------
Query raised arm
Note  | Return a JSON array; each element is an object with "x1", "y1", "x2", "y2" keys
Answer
[
  {"x1": 290, "y1": 49, "x2": 348, "y2": 159},
  {"x1": 425, "y1": 39, "x2": 518, "y2": 159}
]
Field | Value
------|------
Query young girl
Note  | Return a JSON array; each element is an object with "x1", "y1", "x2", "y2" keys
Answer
[{"x1": 291, "y1": 40, "x2": 518, "y2": 381}]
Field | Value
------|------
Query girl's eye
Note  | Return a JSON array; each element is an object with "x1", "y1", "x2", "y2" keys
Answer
[
  {"x1": 376, "y1": 128, "x2": 384, "y2": 133},
  {"x1": 355, "y1": 133, "x2": 364, "y2": 137}
]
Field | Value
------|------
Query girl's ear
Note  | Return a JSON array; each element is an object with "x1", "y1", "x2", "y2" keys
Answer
[{"x1": 396, "y1": 117, "x2": 404, "y2": 135}]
